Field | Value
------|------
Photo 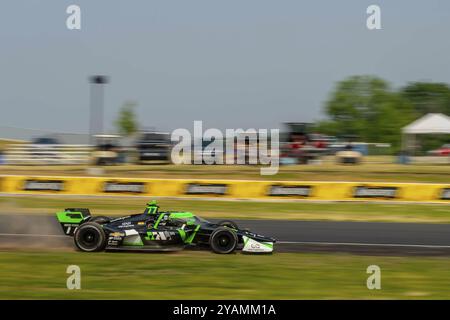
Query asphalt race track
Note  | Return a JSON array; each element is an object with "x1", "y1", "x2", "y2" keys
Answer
[{"x1": 1, "y1": 214, "x2": 450, "y2": 255}]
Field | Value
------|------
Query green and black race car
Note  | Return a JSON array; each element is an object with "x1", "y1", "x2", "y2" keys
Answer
[{"x1": 56, "y1": 201, "x2": 275, "y2": 254}]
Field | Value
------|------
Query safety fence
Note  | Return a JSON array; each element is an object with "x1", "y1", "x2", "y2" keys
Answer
[
  {"x1": 0, "y1": 175, "x2": 449, "y2": 203},
  {"x1": 3, "y1": 144, "x2": 93, "y2": 165}
]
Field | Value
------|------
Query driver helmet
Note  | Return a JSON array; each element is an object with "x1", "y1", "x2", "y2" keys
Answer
[{"x1": 145, "y1": 200, "x2": 159, "y2": 214}]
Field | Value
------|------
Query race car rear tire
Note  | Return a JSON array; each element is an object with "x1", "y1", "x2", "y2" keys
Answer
[
  {"x1": 90, "y1": 216, "x2": 110, "y2": 224},
  {"x1": 217, "y1": 220, "x2": 238, "y2": 229},
  {"x1": 210, "y1": 227, "x2": 238, "y2": 254},
  {"x1": 74, "y1": 222, "x2": 107, "y2": 252}
]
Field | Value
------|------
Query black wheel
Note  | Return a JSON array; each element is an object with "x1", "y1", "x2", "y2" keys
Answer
[
  {"x1": 210, "y1": 227, "x2": 238, "y2": 254},
  {"x1": 90, "y1": 216, "x2": 110, "y2": 224},
  {"x1": 217, "y1": 220, "x2": 238, "y2": 229},
  {"x1": 74, "y1": 222, "x2": 107, "y2": 252}
]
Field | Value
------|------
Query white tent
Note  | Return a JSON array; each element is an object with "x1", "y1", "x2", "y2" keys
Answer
[{"x1": 402, "y1": 113, "x2": 450, "y2": 151}]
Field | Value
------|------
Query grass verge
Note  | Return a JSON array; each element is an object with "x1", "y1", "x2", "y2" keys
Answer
[
  {"x1": 1, "y1": 250, "x2": 450, "y2": 299},
  {"x1": 1, "y1": 160, "x2": 450, "y2": 182}
]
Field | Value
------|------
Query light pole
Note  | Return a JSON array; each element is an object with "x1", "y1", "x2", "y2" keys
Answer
[{"x1": 89, "y1": 75, "x2": 109, "y2": 144}]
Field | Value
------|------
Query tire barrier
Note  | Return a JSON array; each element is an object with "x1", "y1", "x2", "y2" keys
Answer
[{"x1": 0, "y1": 175, "x2": 449, "y2": 203}]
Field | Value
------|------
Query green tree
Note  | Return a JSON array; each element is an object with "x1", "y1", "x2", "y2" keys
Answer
[
  {"x1": 401, "y1": 82, "x2": 450, "y2": 115},
  {"x1": 319, "y1": 75, "x2": 416, "y2": 151},
  {"x1": 115, "y1": 101, "x2": 138, "y2": 136}
]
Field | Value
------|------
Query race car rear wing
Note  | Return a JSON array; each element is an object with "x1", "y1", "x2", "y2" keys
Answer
[{"x1": 56, "y1": 208, "x2": 91, "y2": 236}]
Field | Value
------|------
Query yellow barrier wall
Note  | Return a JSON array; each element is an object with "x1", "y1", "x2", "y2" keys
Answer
[{"x1": 0, "y1": 175, "x2": 448, "y2": 203}]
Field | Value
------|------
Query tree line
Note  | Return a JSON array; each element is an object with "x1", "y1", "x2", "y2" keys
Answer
[
  {"x1": 114, "y1": 75, "x2": 450, "y2": 154},
  {"x1": 316, "y1": 76, "x2": 450, "y2": 153}
]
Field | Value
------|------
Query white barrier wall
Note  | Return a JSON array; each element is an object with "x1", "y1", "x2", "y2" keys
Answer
[{"x1": 4, "y1": 144, "x2": 93, "y2": 165}]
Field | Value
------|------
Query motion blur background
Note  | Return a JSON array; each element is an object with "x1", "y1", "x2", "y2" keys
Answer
[{"x1": 0, "y1": 0, "x2": 450, "y2": 299}]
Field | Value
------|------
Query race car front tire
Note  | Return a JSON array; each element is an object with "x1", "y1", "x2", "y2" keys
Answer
[
  {"x1": 217, "y1": 220, "x2": 239, "y2": 229},
  {"x1": 210, "y1": 227, "x2": 238, "y2": 254},
  {"x1": 74, "y1": 222, "x2": 107, "y2": 252}
]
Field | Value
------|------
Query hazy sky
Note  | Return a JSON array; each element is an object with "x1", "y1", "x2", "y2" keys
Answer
[{"x1": 1, "y1": 0, "x2": 450, "y2": 134}]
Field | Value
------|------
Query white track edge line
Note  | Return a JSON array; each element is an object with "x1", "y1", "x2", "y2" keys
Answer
[
  {"x1": 0, "y1": 233, "x2": 66, "y2": 238},
  {"x1": 277, "y1": 241, "x2": 450, "y2": 248}
]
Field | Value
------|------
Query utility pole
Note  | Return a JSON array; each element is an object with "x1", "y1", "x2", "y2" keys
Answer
[{"x1": 89, "y1": 75, "x2": 109, "y2": 144}]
